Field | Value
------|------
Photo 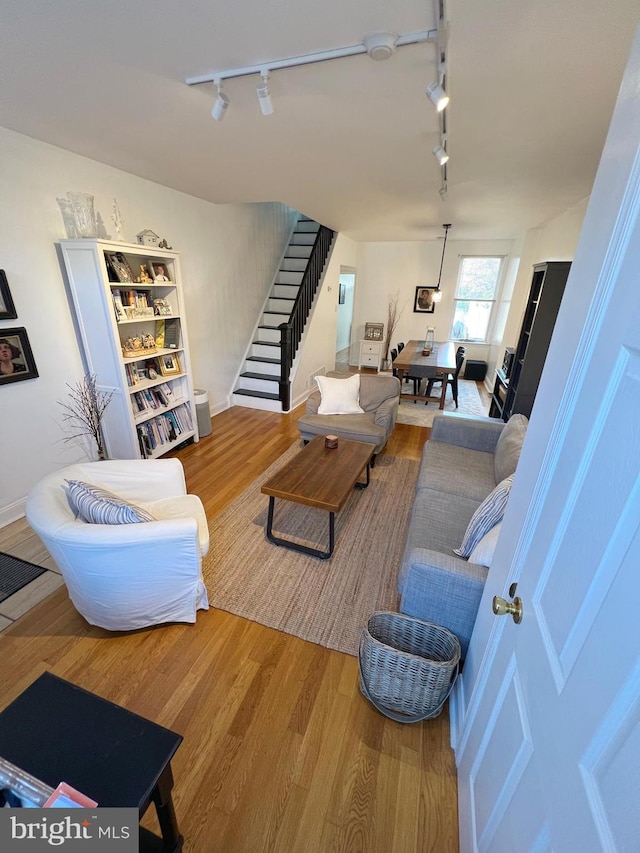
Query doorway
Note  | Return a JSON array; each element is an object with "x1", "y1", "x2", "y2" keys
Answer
[{"x1": 336, "y1": 268, "x2": 356, "y2": 370}]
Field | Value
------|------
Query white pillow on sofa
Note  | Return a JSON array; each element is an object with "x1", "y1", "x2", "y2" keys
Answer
[
  {"x1": 316, "y1": 373, "x2": 364, "y2": 415},
  {"x1": 454, "y1": 475, "x2": 513, "y2": 558},
  {"x1": 468, "y1": 522, "x2": 502, "y2": 567},
  {"x1": 494, "y1": 414, "x2": 528, "y2": 483}
]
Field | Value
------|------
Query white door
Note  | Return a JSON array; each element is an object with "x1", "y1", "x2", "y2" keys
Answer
[{"x1": 455, "y1": 27, "x2": 640, "y2": 852}]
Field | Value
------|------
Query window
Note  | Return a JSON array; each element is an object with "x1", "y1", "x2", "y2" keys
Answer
[{"x1": 450, "y1": 256, "x2": 504, "y2": 342}]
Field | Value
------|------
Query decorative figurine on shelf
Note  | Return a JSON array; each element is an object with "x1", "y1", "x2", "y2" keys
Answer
[
  {"x1": 136, "y1": 229, "x2": 160, "y2": 247},
  {"x1": 139, "y1": 264, "x2": 153, "y2": 283},
  {"x1": 111, "y1": 199, "x2": 124, "y2": 242},
  {"x1": 158, "y1": 238, "x2": 173, "y2": 250}
]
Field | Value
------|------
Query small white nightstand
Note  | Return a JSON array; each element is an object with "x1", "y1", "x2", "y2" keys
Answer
[{"x1": 359, "y1": 339, "x2": 383, "y2": 371}]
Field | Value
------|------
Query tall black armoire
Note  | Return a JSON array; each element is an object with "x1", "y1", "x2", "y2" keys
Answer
[{"x1": 490, "y1": 261, "x2": 571, "y2": 421}]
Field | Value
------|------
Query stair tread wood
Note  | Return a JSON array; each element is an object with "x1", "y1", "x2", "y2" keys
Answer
[
  {"x1": 234, "y1": 389, "x2": 280, "y2": 401},
  {"x1": 247, "y1": 355, "x2": 280, "y2": 365},
  {"x1": 253, "y1": 340, "x2": 280, "y2": 347},
  {"x1": 240, "y1": 371, "x2": 279, "y2": 381}
]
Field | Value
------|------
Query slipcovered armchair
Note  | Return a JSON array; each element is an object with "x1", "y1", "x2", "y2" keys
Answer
[
  {"x1": 25, "y1": 459, "x2": 209, "y2": 631},
  {"x1": 297, "y1": 372, "x2": 401, "y2": 465}
]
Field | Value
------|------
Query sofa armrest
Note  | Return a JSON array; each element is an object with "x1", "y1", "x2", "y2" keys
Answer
[
  {"x1": 374, "y1": 395, "x2": 399, "y2": 434},
  {"x1": 430, "y1": 413, "x2": 505, "y2": 453},
  {"x1": 305, "y1": 389, "x2": 321, "y2": 415},
  {"x1": 399, "y1": 548, "x2": 488, "y2": 655}
]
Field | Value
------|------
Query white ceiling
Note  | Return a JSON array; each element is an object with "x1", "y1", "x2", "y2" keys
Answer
[{"x1": 1, "y1": 0, "x2": 638, "y2": 241}]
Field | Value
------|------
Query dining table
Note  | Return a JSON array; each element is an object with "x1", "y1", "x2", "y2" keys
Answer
[{"x1": 392, "y1": 339, "x2": 457, "y2": 407}]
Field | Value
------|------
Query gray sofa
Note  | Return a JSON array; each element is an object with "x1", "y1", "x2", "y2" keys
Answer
[
  {"x1": 398, "y1": 412, "x2": 528, "y2": 655},
  {"x1": 297, "y1": 372, "x2": 401, "y2": 465}
]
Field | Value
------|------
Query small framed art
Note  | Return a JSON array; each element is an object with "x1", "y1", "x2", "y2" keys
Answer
[
  {"x1": 0, "y1": 270, "x2": 17, "y2": 320},
  {"x1": 159, "y1": 352, "x2": 182, "y2": 376},
  {"x1": 413, "y1": 286, "x2": 437, "y2": 314},
  {"x1": 0, "y1": 327, "x2": 39, "y2": 385},
  {"x1": 151, "y1": 262, "x2": 171, "y2": 282}
]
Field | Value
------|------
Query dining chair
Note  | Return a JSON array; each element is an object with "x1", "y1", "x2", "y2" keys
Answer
[{"x1": 424, "y1": 346, "x2": 466, "y2": 407}]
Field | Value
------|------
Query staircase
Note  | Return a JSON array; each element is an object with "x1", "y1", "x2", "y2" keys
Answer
[{"x1": 233, "y1": 217, "x2": 331, "y2": 412}]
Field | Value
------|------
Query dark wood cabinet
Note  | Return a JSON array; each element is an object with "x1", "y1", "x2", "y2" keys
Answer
[{"x1": 492, "y1": 261, "x2": 571, "y2": 421}]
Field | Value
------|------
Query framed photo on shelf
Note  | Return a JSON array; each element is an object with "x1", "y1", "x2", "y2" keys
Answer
[
  {"x1": 159, "y1": 352, "x2": 182, "y2": 377},
  {"x1": 151, "y1": 262, "x2": 171, "y2": 282},
  {"x1": 364, "y1": 322, "x2": 384, "y2": 341},
  {"x1": 0, "y1": 327, "x2": 39, "y2": 385},
  {"x1": 105, "y1": 252, "x2": 135, "y2": 284},
  {"x1": 413, "y1": 286, "x2": 437, "y2": 314},
  {"x1": 0, "y1": 270, "x2": 17, "y2": 320},
  {"x1": 153, "y1": 298, "x2": 173, "y2": 316}
]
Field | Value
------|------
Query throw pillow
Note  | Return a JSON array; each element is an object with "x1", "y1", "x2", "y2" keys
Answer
[
  {"x1": 316, "y1": 373, "x2": 364, "y2": 415},
  {"x1": 65, "y1": 480, "x2": 155, "y2": 525},
  {"x1": 454, "y1": 475, "x2": 514, "y2": 558},
  {"x1": 468, "y1": 522, "x2": 502, "y2": 568},
  {"x1": 494, "y1": 414, "x2": 528, "y2": 483}
]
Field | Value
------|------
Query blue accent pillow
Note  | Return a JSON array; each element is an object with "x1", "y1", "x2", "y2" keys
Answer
[
  {"x1": 454, "y1": 475, "x2": 514, "y2": 558},
  {"x1": 65, "y1": 480, "x2": 155, "y2": 525}
]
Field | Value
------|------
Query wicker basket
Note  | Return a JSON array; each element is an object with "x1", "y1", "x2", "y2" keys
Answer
[{"x1": 358, "y1": 611, "x2": 460, "y2": 723}]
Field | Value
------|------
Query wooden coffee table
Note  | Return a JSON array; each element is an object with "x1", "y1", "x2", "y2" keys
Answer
[{"x1": 261, "y1": 436, "x2": 376, "y2": 559}]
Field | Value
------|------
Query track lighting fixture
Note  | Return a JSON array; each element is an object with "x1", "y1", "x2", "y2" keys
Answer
[
  {"x1": 211, "y1": 80, "x2": 229, "y2": 121},
  {"x1": 433, "y1": 144, "x2": 449, "y2": 166},
  {"x1": 256, "y1": 70, "x2": 274, "y2": 116},
  {"x1": 425, "y1": 80, "x2": 449, "y2": 112}
]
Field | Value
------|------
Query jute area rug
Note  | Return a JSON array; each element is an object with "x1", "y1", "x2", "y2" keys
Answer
[
  {"x1": 396, "y1": 377, "x2": 488, "y2": 427},
  {"x1": 202, "y1": 444, "x2": 419, "y2": 656}
]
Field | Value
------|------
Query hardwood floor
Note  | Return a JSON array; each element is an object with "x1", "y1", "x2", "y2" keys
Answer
[{"x1": 0, "y1": 403, "x2": 459, "y2": 853}]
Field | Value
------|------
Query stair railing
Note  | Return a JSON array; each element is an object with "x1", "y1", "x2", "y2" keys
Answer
[{"x1": 278, "y1": 225, "x2": 335, "y2": 411}]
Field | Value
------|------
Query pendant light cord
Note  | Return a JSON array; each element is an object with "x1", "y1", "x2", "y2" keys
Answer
[{"x1": 436, "y1": 223, "x2": 451, "y2": 290}]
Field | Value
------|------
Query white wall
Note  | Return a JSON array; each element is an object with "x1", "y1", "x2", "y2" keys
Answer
[
  {"x1": 352, "y1": 238, "x2": 516, "y2": 366},
  {"x1": 490, "y1": 197, "x2": 590, "y2": 385},
  {"x1": 0, "y1": 127, "x2": 295, "y2": 524}
]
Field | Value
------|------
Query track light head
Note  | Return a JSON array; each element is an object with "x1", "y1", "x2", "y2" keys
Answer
[
  {"x1": 257, "y1": 70, "x2": 274, "y2": 116},
  {"x1": 433, "y1": 144, "x2": 449, "y2": 166},
  {"x1": 432, "y1": 290, "x2": 443, "y2": 303},
  {"x1": 426, "y1": 81, "x2": 449, "y2": 112},
  {"x1": 211, "y1": 81, "x2": 229, "y2": 121}
]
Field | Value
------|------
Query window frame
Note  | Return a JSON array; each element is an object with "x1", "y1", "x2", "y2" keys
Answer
[{"x1": 450, "y1": 254, "x2": 506, "y2": 343}]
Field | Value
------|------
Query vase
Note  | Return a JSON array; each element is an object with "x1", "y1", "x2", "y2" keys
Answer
[
  {"x1": 68, "y1": 192, "x2": 97, "y2": 238},
  {"x1": 57, "y1": 198, "x2": 78, "y2": 238}
]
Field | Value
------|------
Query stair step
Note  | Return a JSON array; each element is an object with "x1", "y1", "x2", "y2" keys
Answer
[
  {"x1": 253, "y1": 339, "x2": 280, "y2": 348},
  {"x1": 240, "y1": 371, "x2": 279, "y2": 382},
  {"x1": 285, "y1": 246, "x2": 313, "y2": 258},
  {"x1": 247, "y1": 355, "x2": 280, "y2": 365},
  {"x1": 234, "y1": 388, "x2": 280, "y2": 401}
]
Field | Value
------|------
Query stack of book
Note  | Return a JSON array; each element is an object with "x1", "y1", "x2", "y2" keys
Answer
[{"x1": 136, "y1": 404, "x2": 194, "y2": 457}]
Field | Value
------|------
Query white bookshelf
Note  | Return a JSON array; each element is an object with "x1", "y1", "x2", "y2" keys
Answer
[{"x1": 59, "y1": 239, "x2": 199, "y2": 459}]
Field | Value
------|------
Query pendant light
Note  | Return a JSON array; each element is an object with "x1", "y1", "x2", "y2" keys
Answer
[{"x1": 432, "y1": 223, "x2": 451, "y2": 303}]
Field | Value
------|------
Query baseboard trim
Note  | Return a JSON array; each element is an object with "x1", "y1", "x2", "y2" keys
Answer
[{"x1": 0, "y1": 498, "x2": 26, "y2": 529}]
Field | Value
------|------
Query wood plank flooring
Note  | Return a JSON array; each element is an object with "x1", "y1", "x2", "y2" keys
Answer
[{"x1": 0, "y1": 403, "x2": 459, "y2": 853}]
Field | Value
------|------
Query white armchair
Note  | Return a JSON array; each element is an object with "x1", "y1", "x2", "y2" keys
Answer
[{"x1": 25, "y1": 459, "x2": 209, "y2": 631}]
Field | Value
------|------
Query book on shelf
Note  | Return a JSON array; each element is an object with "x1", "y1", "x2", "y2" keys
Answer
[
  {"x1": 155, "y1": 319, "x2": 165, "y2": 348},
  {"x1": 112, "y1": 289, "x2": 126, "y2": 322},
  {"x1": 163, "y1": 318, "x2": 180, "y2": 349}
]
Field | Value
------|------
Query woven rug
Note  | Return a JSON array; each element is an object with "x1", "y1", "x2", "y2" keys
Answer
[
  {"x1": 202, "y1": 444, "x2": 418, "y2": 656},
  {"x1": 0, "y1": 552, "x2": 46, "y2": 602},
  {"x1": 396, "y1": 378, "x2": 488, "y2": 427}
]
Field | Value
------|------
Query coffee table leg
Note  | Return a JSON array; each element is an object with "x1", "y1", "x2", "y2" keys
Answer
[
  {"x1": 355, "y1": 461, "x2": 371, "y2": 489},
  {"x1": 266, "y1": 496, "x2": 334, "y2": 559},
  {"x1": 152, "y1": 764, "x2": 183, "y2": 853}
]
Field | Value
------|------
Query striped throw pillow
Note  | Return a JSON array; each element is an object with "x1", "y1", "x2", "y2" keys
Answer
[
  {"x1": 65, "y1": 480, "x2": 155, "y2": 525},
  {"x1": 454, "y1": 475, "x2": 514, "y2": 558}
]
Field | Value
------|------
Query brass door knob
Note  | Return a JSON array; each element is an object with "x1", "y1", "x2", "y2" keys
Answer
[{"x1": 492, "y1": 594, "x2": 523, "y2": 624}]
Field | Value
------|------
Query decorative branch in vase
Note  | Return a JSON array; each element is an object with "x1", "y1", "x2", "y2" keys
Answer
[
  {"x1": 383, "y1": 292, "x2": 403, "y2": 368},
  {"x1": 58, "y1": 374, "x2": 113, "y2": 460}
]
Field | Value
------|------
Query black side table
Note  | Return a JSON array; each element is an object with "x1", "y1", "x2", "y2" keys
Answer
[{"x1": 0, "y1": 672, "x2": 183, "y2": 852}]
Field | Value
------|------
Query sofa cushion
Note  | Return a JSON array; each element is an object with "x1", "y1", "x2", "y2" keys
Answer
[
  {"x1": 397, "y1": 488, "x2": 482, "y2": 592},
  {"x1": 417, "y1": 440, "x2": 497, "y2": 503},
  {"x1": 316, "y1": 373, "x2": 364, "y2": 415},
  {"x1": 65, "y1": 479, "x2": 155, "y2": 525},
  {"x1": 468, "y1": 521, "x2": 502, "y2": 568},
  {"x1": 494, "y1": 414, "x2": 528, "y2": 483},
  {"x1": 297, "y1": 412, "x2": 385, "y2": 451},
  {"x1": 454, "y1": 475, "x2": 514, "y2": 558}
]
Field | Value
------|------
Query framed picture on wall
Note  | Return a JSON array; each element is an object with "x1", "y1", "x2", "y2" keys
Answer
[
  {"x1": 0, "y1": 327, "x2": 39, "y2": 385},
  {"x1": 413, "y1": 286, "x2": 437, "y2": 313},
  {"x1": 338, "y1": 283, "x2": 346, "y2": 304},
  {"x1": 0, "y1": 270, "x2": 17, "y2": 320}
]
